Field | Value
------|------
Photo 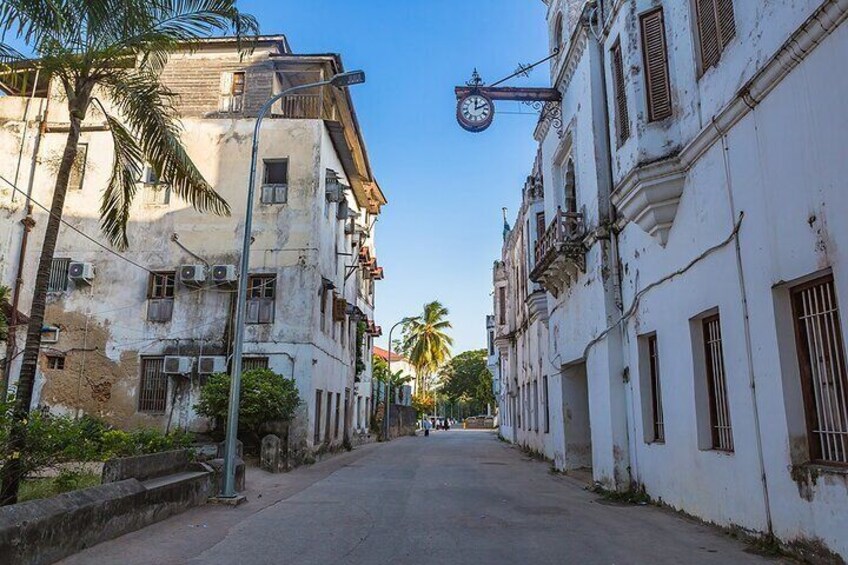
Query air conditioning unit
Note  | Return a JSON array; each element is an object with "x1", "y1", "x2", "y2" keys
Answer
[
  {"x1": 68, "y1": 262, "x2": 95, "y2": 284},
  {"x1": 164, "y1": 355, "x2": 193, "y2": 375},
  {"x1": 212, "y1": 264, "x2": 237, "y2": 285},
  {"x1": 179, "y1": 264, "x2": 207, "y2": 286},
  {"x1": 198, "y1": 355, "x2": 227, "y2": 375}
]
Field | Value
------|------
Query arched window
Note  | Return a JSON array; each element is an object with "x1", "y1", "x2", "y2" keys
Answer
[
  {"x1": 554, "y1": 12, "x2": 564, "y2": 50},
  {"x1": 564, "y1": 159, "x2": 577, "y2": 213}
]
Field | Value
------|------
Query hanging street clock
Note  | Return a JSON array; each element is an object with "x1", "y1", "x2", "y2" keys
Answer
[{"x1": 456, "y1": 91, "x2": 495, "y2": 133}]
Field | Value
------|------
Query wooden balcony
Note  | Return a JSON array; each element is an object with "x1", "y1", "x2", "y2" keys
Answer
[
  {"x1": 273, "y1": 94, "x2": 327, "y2": 119},
  {"x1": 530, "y1": 208, "x2": 586, "y2": 296}
]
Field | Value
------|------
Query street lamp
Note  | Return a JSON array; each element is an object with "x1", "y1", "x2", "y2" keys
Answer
[
  {"x1": 384, "y1": 316, "x2": 416, "y2": 441},
  {"x1": 219, "y1": 70, "x2": 367, "y2": 499}
]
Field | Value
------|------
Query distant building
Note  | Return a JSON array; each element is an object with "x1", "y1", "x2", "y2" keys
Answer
[
  {"x1": 373, "y1": 345, "x2": 415, "y2": 405},
  {"x1": 491, "y1": 0, "x2": 848, "y2": 558},
  {"x1": 0, "y1": 35, "x2": 387, "y2": 459}
]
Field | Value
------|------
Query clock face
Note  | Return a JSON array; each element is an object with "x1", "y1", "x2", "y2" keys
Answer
[{"x1": 457, "y1": 93, "x2": 494, "y2": 132}]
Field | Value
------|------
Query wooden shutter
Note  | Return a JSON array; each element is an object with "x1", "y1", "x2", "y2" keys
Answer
[
  {"x1": 696, "y1": 0, "x2": 735, "y2": 71},
  {"x1": 611, "y1": 40, "x2": 630, "y2": 144},
  {"x1": 640, "y1": 8, "x2": 672, "y2": 122}
]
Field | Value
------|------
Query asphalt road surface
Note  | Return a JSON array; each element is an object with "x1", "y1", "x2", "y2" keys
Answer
[{"x1": 62, "y1": 430, "x2": 780, "y2": 564}]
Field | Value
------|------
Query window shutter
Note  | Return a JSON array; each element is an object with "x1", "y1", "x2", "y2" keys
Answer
[
  {"x1": 696, "y1": 0, "x2": 736, "y2": 71},
  {"x1": 258, "y1": 298, "x2": 274, "y2": 324},
  {"x1": 275, "y1": 184, "x2": 287, "y2": 204},
  {"x1": 261, "y1": 184, "x2": 274, "y2": 204},
  {"x1": 716, "y1": 0, "x2": 736, "y2": 48},
  {"x1": 219, "y1": 72, "x2": 233, "y2": 112},
  {"x1": 246, "y1": 299, "x2": 260, "y2": 324},
  {"x1": 611, "y1": 41, "x2": 630, "y2": 144},
  {"x1": 640, "y1": 8, "x2": 672, "y2": 122}
]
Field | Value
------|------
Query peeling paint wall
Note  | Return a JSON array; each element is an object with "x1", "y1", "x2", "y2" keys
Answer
[{"x1": 0, "y1": 40, "x2": 383, "y2": 458}]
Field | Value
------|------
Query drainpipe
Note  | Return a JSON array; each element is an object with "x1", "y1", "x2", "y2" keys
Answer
[
  {"x1": 2, "y1": 77, "x2": 50, "y2": 402},
  {"x1": 712, "y1": 117, "x2": 774, "y2": 536}
]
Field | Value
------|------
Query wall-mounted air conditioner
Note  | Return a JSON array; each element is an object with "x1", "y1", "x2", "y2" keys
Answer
[
  {"x1": 164, "y1": 355, "x2": 193, "y2": 375},
  {"x1": 179, "y1": 265, "x2": 207, "y2": 286},
  {"x1": 212, "y1": 265, "x2": 237, "y2": 285},
  {"x1": 198, "y1": 355, "x2": 227, "y2": 375},
  {"x1": 68, "y1": 262, "x2": 95, "y2": 285}
]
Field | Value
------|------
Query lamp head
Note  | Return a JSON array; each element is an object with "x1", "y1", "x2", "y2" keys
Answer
[{"x1": 330, "y1": 70, "x2": 366, "y2": 88}]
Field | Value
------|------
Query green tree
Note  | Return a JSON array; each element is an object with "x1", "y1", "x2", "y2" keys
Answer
[
  {"x1": 0, "y1": 0, "x2": 257, "y2": 505},
  {"x1": 402, "y1": 301, "x2": 453, "y2": 392},
  {"x1": 441, "y1": 349, "x2": 495, "y2": 415},
  {"x1": 372, "y1": 354, "x2": 412, "y2": 403},
  {"x1": 0, "y1": 286, "x2": 9, "y2": 341},
  {"x1": 195, "y1": 369, "x2": 300, "y2": 444}
]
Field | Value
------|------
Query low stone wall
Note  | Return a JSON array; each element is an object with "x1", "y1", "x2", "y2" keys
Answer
[
  {"x1": 388, "y1": 405, "x2": 418, "y2": 439},
  {"x1": 102, "y1": 449, "x2": 189, "y2": 483}
]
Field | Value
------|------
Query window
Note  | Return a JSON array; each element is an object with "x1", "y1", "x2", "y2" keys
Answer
[
  {"x1": 703, "y1": 315, "x2": 733, "y2": 451},
  {"x1": 261, "y1": 160, "x2": 288, "y2": 204},
  {"x1": 488, "y1": 330, "x2": 495, "y2": 356},
  {"x1": 325, "y1": 391, "x2": 333, "y2": 442},
  {"x1": 320, "y1": 286, "x2": 328, "y2": 333},
  {"x1": 142, "y1": 168, "x2": 171, "y2": 206},
  {"x1": 219, "y1": 71, "x2": 245, "y2": 112},
  {"x1": 498, "y1": 287, "x2": 506, "y2": 325},
  {"x1": 610, "y1": 39, "x2": 630, "y2": 145},
  {"x1": 694, "y1": 0, "x2": 735, "y2": 72},
  {"x1": 543, "y1": 375, "x2": 550, "y2": 433},
  {"x1": 791, "y1": 275, "x2": 848, "y2": 464},
  {"x1": 243, "y1": 357, "x2": 269, "y2": 371},
  {"x1": 564, "y1": 159, "x2": 577, "y2": 214},
  {"x1": 335, "y1": 391, "x2": 341, "y2": 439},
  {"x1": 68, "y1": 143, "x2": 88, "y2": 191},
  {"x1": 314, "y1": 390, "x2": 323, "y2": 444},
  {"x1": 533, "y1": 380, "x2": 539, "y2": 432},
  {"x1": 647, "y1": 334, "x2": 665, "y2": 442},
  {"x1": 640, "y1": 8, "x2": 672, "y2": 122},
  {"x1": 147, "y1": 271, "x2": 175, "y2": 322},
  {"x1": 46, "y1": 355, "x2": 65, "y2": 370},
  {"x1": 246, "y1": 274, "x2": 275, "y2": 324},
  {"x1": 139, "y1": 357, "x2": 167, "y2": 413},
  {"x1": 48, "y1": 258, "x2": 71, "y2": 292},
  {"x1": 535, "y1": 212, "x2": 546, "y2": 238},
  {"x1": 553, "y1": 12, "x2": 564, "y2": 50}
]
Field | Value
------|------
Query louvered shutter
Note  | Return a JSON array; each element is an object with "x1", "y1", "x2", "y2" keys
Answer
[
  {"x1": 611, "y1": 41, "x2": 630, "y2": 144},
  {"x1": 219, "y1": 72, "x2": 233, "y2": 112},
  {"x1": 640, "y1": 8, "x2": 672, "y2": 122},
  {"x1": 696, "y1": 0, "x2": 735, "y2": 71}
]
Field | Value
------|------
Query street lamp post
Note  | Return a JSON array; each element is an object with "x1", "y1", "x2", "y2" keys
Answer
[
  {"x1": 220, "y1": 70, "x2": 366, "y2": 499},
  {"x1": 384, "y1": 317, "x2": 415, "y2": 442}
]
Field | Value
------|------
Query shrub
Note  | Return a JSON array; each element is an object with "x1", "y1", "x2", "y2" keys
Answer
[{"x1": 195, "y1": 368, "x2": 300, "y2": 442}]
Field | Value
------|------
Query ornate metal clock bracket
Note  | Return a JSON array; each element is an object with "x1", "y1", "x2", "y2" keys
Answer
[{"x1": 522, "y1": 99, "x2": 563, "y2": 138}]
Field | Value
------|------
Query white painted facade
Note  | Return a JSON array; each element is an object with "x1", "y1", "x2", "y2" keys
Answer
[
  {"x1": 0, "y1": 37, "x2": 387, "y2": 460},
  {"x1": 491, "y1": 0, "x2": 848, "y2": 558}
]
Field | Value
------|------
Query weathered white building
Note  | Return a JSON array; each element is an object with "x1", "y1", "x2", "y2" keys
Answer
[
  {"x1": 492, "y1": 0, "x2": 848, "y2": 558},
  {"x1": 0, "y1": 36, "x2": 387, "y2": 460}
]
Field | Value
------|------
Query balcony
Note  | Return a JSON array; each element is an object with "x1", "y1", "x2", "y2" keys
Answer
[{"x1": 530, "y1": 208, "x2": 586, "y2": 296}]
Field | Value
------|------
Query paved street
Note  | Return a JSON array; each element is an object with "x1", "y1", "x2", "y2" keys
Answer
[{"x1": 63, "y1": 431, "x2": 779, "y2": 565}]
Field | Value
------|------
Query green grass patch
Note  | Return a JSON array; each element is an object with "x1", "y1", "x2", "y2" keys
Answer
[{"x1": 19, "y1": 470, "x2": 101, "y2": 502}]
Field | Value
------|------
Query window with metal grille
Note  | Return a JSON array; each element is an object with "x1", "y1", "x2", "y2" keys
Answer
[
  {"x1": 46, "y1": 355, "x2": 65, "y2": 370},
  {"x1": 694, "y1": 0, "x2": 735, "y2": 72},
  {"x1": 640, "y1": 8, "x2": 672, "y2": 122},
  {"x1": 243, "y1": 357, "x2": 269, "y2": 371},
  {"x1": 543, "y1": 375, "x2": 550, "y2": 433},
  {"x1": 564, "y1": 159, "x2": 577, "y2": 213},
  {"x1": 48, "y1": 258, "x2": 71, "y2": 292},
  {"x1": 535, "y1": 212, "x2": 546, "y2": 239},
  {"x1": 246, "y1": 274, "x2": 275, "y2": 324},
  {"x1": 610, "y1": 39, "x2": 630, "y2": 145},
  {"x1": 314, "y1": 389, "x2": 323, "y2": 444},
  {"x1": 261, "y1": 160, "x2": 288, "y2": 204},
  {"x1": 703, "y1": 315, "x2": 733, "y2": 451},
  {"x1": 648, "y1": 334, "x2": 665, "y2": 442},
  {"x1": 68, "y1": 143, "x2": 88, "y2": 190},
  {"x1": 791, "y1": 275, "x2": 848, "y2": 464},
  {"x1": 325, "y1": 391, "x2": 332, "y2": 442},
  {"x1": 533, "y1": 380, "x2": 539, "y2": 432},
  {"x1": 335, "y1": 391, "x2": 341, "y2": 438},
  {"x1": 147, "y1": 271, "x2": 175, "y2": 322},
  {"x1": 139, "y1": 357, "x2": 167, "y2": 413}
]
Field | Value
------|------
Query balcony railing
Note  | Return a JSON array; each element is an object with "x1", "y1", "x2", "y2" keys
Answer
[
  {"x1": 530, "y1": 207, "x2": 586, "y2": 293},
  {"x1": 274, "y1": 94, "x2": 323, "y2": 119}
]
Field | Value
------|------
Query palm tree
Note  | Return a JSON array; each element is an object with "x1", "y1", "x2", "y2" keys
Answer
[
  {"x1": 0, "y1": 0, "x2": 257, "y2": 505},
  {"x1": 402, "y1": 301, "x2": 453, "y2": 393}
]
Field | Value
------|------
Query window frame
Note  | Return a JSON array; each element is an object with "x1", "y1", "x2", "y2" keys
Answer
[
  {"x1": 139, "y1": 357, "x2": 168, "y2": 413},
  {"x1": 46, "y1": 355, "x2": 65, "y2": 370},
  {"x1": 260, "y1": 159, "x2": 289, "y2": 204},
  {"x1": 646, "y1": 333, "x2": 665, "y2": 443},
  {"x1": 245, "y1": 274, "x2": 276, "y2": 324},
  {"x1": 692, "y1": 0, "x2": 736, "y2": 76},
  {"x1": 48, "y1": 258, "x2": 71, "y2": 293},
  {"x1": 702, "y1": 314, "x2": 734, "y2": 452},
  {"x1": 639, "y1": 7, "x2": 673, "y2": 122},
  {"x1": 68, "y1": 143, "x2": 88, "y2": 191},
  {"x1": 610, "y1": 38, "x2": 631, "y2": 146}
]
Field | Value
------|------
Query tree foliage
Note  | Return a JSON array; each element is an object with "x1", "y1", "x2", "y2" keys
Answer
[
  {"x1": 195, "y1": 369, "x2": 300, "y2": 441},
  {"x1": 402, "y1": 301, "x2": 453, "y2": 386},
  {"x1": 411, "y1": 393, "x2": 435, "y2": 416},
  {"x1": 440, "y1": 349, "x2": 495, "y2": 413}
]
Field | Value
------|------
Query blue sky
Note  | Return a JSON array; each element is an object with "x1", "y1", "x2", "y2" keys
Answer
[{"x1": 241, "y1": 0, "x2": 549, "y2": 353}]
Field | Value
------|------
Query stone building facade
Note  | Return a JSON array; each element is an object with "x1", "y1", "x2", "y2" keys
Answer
[
  {"x1": 0, "y1": 36, "x2": 387, "y2": 459},
  {"x1": 492, "y1": 0, "x2": 848, "y2": 558}
]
